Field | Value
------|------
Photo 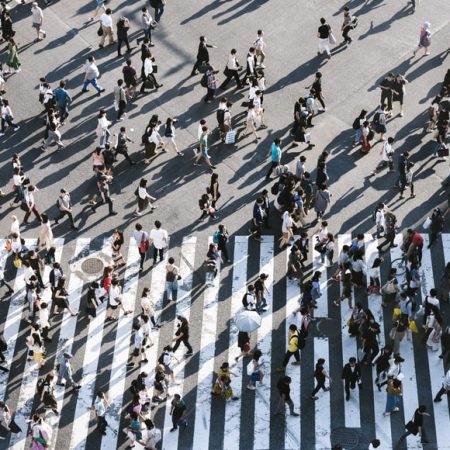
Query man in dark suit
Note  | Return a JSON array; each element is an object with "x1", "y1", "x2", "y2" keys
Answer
[{"x1": 341, "y1": 357, "x2": 361, "y2": 401}]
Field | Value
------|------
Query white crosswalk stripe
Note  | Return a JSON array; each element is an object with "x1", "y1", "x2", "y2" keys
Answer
[{"x1": 1, "y1": 234, "x2": 450, "y2": 449}]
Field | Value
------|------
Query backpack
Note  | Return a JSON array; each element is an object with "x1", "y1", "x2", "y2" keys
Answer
[
  {"x1": 242, "y1": 293, "x2": 249, "y2": 308},
  {"x1": 213, "y1": 230, "x2": 221, "y2": 245},
  {"x1": 372, "y1": 112, "x2": 380, "y2": 126},
  {"x1": 270, "y1": 181, "x2": 280, "y2": 195},
  {"x1": 216, "y1": 109, "x2": 225, "y2": 125},
  {"x1": 352, "y1": 117, "x2": 360, "y2": 130},
  {"x1": 200, "y1": 74, "x2": 208, "y2": 88}
]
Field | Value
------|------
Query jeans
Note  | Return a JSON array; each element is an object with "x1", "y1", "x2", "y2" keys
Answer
[
  {"x1": 57, "y1": 104, "x2": 69, "y2": 122},
  {"x1": 385, "y1": 393, "x2": 400, "y2": 412},
  {"x1": 82, "y1": 78, "x2": 103, "y2": 93},
  {"x1": 1, "y1": 116, "x2": 18, "y2": 131},
  {"x1": 166, "y1": 280, "x2": 178, "y2": 301},
  {"x1": 171, "y1": 417, "x2": 187, "y2": 429},
  {"x1": 100, "y1": 129, "x2": 111, "y2": 147},
  {"x1": 154, "y1": 4, "x2": 164, "y2": 22},
  {"x1": 218, "y1": 244, "x2": 229, "y2": 262}
]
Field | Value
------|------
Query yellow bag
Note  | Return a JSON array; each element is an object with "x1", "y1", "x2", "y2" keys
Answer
[
  {"x1": 409, "y1": 319, "x2": 418, "y2": 334},
  {"x1": 13, "y1": 257, "x2": 22, "y2": 269},
  {"x1": 392, "y1": 307, "x2": 401, "y2": 321}
]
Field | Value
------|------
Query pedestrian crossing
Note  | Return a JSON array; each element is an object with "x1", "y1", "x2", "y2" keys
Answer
[{"x1": 0, "y1": 233, "x2": 449, "y2": 449}]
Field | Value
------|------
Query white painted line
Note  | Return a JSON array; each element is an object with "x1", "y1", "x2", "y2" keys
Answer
[
  {"x1": 69, "y1": 240, "x2": 112, "y2": 450},
  {"x1": 314, "y1": 337, "x2": 330, "y2": 450},
  {"x1": 285, "y1": 237, "x2": 301, "y2": 449},
  {"x1": 253, "y1": 236, "x2": 274, "y2": 450},
  {"x1": 100, "y1": 238, "x2": 140, "y2": 449},
  {"x1": 161, "y1": 236, "x2": 196, "y2": 450},
  {"x1": 0, "y1": 238, "x2": 37, "y2": 402},
  {"x1": 421, "y1": 236, "x2": 450, "y2": 450},
  {"x1": 223, "y1": 236, "x2": 249, "y2": 450},
  {"x1": 312, "y1": 234, "x2": 328, "y2": 318},
  {"x1": 8, "y1": 239, "x2": 64, "y2": 450},
  {"x1": 337, "y1": 234, "x2": 360, "y2": 428},
  {"x1": 389, "y1": 243, "x2": 419, "y2": 449},
  {"x1": 364, "y1": 234, "x2": 392, "y2": 446},
  {"x1": 192, "y1": 238, "x2": 222, "y2": 450},
  {"x1": 45, "y1": 238, "x2": 91, "y2": 449}
]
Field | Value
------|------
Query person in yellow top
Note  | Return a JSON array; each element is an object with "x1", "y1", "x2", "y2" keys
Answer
[
  {"x1": 383, "y1": 377, "x2": 402, "y2": 416},
  {"x1": 277, "y1": 324, "x2": 303, "y2": 372},
  {"x1": 211, "y1": 362, "x2": 239, "y2": 400}
]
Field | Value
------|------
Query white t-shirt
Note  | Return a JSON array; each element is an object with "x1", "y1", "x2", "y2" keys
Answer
[
  {"x1": 141, "y1": 296, "x2": 155, "y2": 316},
  {"x1": 95, "y1": 398, "x2": 107, "y2": 417},
  {"x1": 282, "y1": 211, "x2": 293, "y2": 233},
  {"x1": 108, "y1": 285, "x2": 122, "y2": 306},
  {"x1": 376, "y1": 209, "x2": 385, "y2": 228},
  {"x1": 100, "y1": 13, "x2": 113, "y2": 28},
  {"x1": 150, "y1": 228, "x2": 168, "y2": 249},
  {"x1": 382, "y1": 142, "x2": 393, "y2": 161}
]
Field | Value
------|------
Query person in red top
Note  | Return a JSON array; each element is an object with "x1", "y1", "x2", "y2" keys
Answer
[{"x1": 405, "y1": 229, "x2": 424, "y2": 263}]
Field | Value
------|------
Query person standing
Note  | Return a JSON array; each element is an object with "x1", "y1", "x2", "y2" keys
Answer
[
  {"x1": 169, "y1": 394, "x2": 187, "y2": 432},
  {"x1": 398, "y1": 405, "x2": 430, "y2": 444},
  {"x1": 99, "y1": 8, "x2": 115, "y2": 48},
  {"x1": 433, "y1": 369, "x2": 450, "y2": 402},
  {"x1": 317, "y1": 17, "x2": 332, "y2": 59},
  {"x1": 57, "y1": 352, "x2": 81, "y2": 390},
  {"x1": 54, "y1": 80, "x2": 72, "y2": 124},
  {"x1": 151, "y1": 0, "x2": 165, "y2": 23},
  {"x1": 94, "y1": 391, "x2": 109, "y2": 435},
  {"x1": 172, "y1": 316, "x2": 193, "y2": 356},
  {"x1": 81, "y1": 56, "x2": 105, "y2": 94},
  {"x1": 38, "y1": 214, "x2": 54, "y2": 251},
  {"x1": 374, "y1": 202, "x2": 386, "y2": 239},
  {"x1": 392, "y1": 74, "x2": 408, "y2": 117},
  {"x1": 122, "y1": 59, "x2": 138, "y2": 98},
  {"x1": 149, "y1": 220, "x2": 168, "y2": 266},
  {"x1": 31, "y1": 2, "x2": 46, "y2": 42},
  {"x1": 165, "y1": 257, "x2": 179, "y2": 302},
  {"x1": 428, "y1": 207, "x2": 444, "y2": 247},
  {"x1": 274, "y1": 376, "x2": 299, "y2": 416},
  {"x1": 342, "y1": 357, "x2": 362, "y2": 401},
  {"x1": 116, "y1": 16, "x2": 131, "y2": 57},
  {"x1": 311, "y1": 358, "x2": 331, "y2": 400},
  {"x1": 191, "y1": 36, "x2": 216, "y2": 76},
  {"x1": 114, "y1": 127, "x2": 135, "y2": 164},
  {"x1": 265, "y1": 138, "x2": 282, "y2": 179},
  {"x1": 220, "y1": 49, "x2": 242, "y2": 89},
  {"x1": 379, "y1": 73, "x2": 395, "y2": 115},
  {"x1": 54, "y1": 189, "x2": 77, "y2": 229}
]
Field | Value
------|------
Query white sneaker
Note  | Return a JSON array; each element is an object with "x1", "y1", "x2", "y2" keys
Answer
[{"x1": 247, "y1": 385, "x2": 256, "y2": 390}]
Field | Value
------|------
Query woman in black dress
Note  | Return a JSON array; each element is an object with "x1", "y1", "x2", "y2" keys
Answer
[{"x1": 392, "y1": 74, "x2": 408, "y2": 117}]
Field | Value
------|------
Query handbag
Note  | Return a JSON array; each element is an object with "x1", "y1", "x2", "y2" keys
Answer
[
  {"x1": 389, "y1": 324, "x2": 399, "y2": 340},
  {"x1": 382, "y1": 279, "x2": 397, "y2": 294},
  {"x1": 423, "y1": 217, "x2": 432, "y2": 230},
  {"x1": 13, "y1": 257, "x2": 22, "y2": 269},
  {"x1": 328, "y1": 33, "x2": 337, "y2": 45},
  {"x1": 152, "y1": 64, "x2": 158, "y2": 74},
  {"x1": 97, "y1": 25, "x2": 103, "y2": 36},
  {"x1": 392, "y1": 307, "x2": 401, "y2": 321},
  {"x1": 223, "y1": 66, "x2": 233, "y2": 78},
  {"x1": 304, "y1": 133, "x2": 311, "y2": 143},
  {"x1": 225, "y1": 130, "x2": 236, "y2": 144},
  {"x1": 409, "y1": 320, "x2": 418, "y2": 333},
  {"x1": 139, "y1": 234, "x2": 150, "y2": 254},
  {"x1": 438, "y1": 145, "x2": 449, "y2": 157}
]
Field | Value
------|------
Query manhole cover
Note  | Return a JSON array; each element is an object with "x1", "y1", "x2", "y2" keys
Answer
[
  {"x1": 330, "y1": 428, "x2": 359, "y2": 449},
  {"x1": 81, "y1": 257, "x2": 104, "y2": 275},
  {"x1": 315, "y1": 317, "x2": 341, "y2": 337}
]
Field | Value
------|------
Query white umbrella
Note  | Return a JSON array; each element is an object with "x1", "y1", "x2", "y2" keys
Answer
[{"x1": 234, "y1": 310, "x2": 262, "y2": 332}]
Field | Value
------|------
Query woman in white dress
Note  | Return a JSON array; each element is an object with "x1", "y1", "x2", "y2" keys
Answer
[
  {"x1": 38, "y1": 213, "x2": 54, "y2": 251},
  {"x1": 96, "y1": 109, "x2": 111, "y2": 147}
]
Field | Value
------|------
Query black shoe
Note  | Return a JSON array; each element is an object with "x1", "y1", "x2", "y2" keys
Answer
[
  {"x1": 109, "y1": 211, "x2": 118, "y2": 216},
  {"x1": 346, "y1": 394, "x2": 350, "y2": 401},
  {"x1": 434, "y1": 397, "x2": 442, "y2": 402}
]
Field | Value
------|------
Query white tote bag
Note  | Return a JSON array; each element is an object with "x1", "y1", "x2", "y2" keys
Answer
[
  {"x1": 328, "y1": 32, "x2": 337, "y2": 45},
  {"x1": 225, "y1": 130, "x2": 236, "y2": 144},
  {"x1": 423, "y1": 217, "x2": 432, "y2": 230}
]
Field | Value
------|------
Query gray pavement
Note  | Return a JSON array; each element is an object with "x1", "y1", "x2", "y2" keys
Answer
[{"x1": 1, "y1": 0, "x2": 450, "y2": 449}]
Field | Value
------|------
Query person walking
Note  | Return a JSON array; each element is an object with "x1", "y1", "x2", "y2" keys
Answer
[
  {"x1": 99, "y1": 8, "x2": 115, "y2": 48},
  {"x1": 57, "y1": 352, "x2": 81, "y2": 390},
  {"x1": 413, "y1": 22, "x2": 431, "y2": 57},
  {"x1": 38, "y1": 372, "x2": 58, "y2": 415},
  {"x1": 149, "y1": 220, "x2": 168, "y2": 265},
  {"x1": 41, "y1": 109, "x2": 64, "y2": 151},
  {"x1": 81, "y1": 56, "x2": 105, "y2": 94},
  {"x1": 371, "y1": 137, "x2": 395, "y2": 176},
  {"x1": 314, "y1": 183, "x2": 331, "y2": 220},
  {"x1": 122, "y1": 59, "x2": 138, "y2": 98},
  {"x1": 0, "y1": 401, "x2": 21, "y2": 435},
  {"x1": 169, "y1": 394, "x2": 188, "y2": 432},
  {"x1": 165, "y1": 257, "x2": 179, "y2": 302},
  {"x1": 383, "y1": 377, "x2": 402, "y2": 416},
  {"x1": 194, "y1": 125, "x2": 216, "y2": 169},
  {"x1": 191, "y1": 36, "x2": 216, "y2": 76},
  {"x1": 311, "y1": 358, "x2": 331, "y2": 399},
  {"x1": 31, "y1": 2, "x2": 46, "y2": 42},
  {"x1": 398, "y1": 405, "x2": 430, "y2": 444},
  {"x1": 113, "y1": 80, "x2": 128, "y2": 120},
  {"x1": 22, "y1": 185, "x2": 41, "y2": 225},
  {"x1": 220, "y1": 49, "x2": 242, "y2": 89},
  {"x1": 163, "y1": 117, "x2": 183, "y2": 156},
  {"x1": 116, "y1": 16, "x2": 131, "y2": 57},
  {"x1": 428, "y1": 207, "x2": 444, "y2": 247},
  {"x1": 341, "y1": 7, "x2": 354, "y2": 45},
  {"x1": 134, "y1": 223, "x2": 150, "y2": 271},
  {"x1": 114, "y1": 127, "x2": 136, "y2": 164},
  {"x1": 342, "y1": 357, "x2": 362, "y2": 401},
  {"x1": 274, "y1": 376, "x2": 300, "y2": 416},
  {"x1": 276, "y1": 324, "x2": 302, "y2": 372},
  {"x1": 54, "y1": 189, "x2": 77, "y2": 229},
  {"x1": 214, "y1": 224, "x2": 230, "y2": 263},
  {"x1": 94, "y1": 391, "x2": 109, "y2": 435},
  {"x1": 265, "y1": 138, "x2": 282, "y2": 179},
  {"x1": 151, "y1": 0, "x2": 165, "y2": 23},
  {"x1": 0, "y1": 99, "x2": 20, "y2": 136},
  {"x1": 54, "y1": 80, "x2": 72, "y2": 124},
  {"x1": 317, "y1": 17, "x2": 332, "y2": 59},
  {"x1": 246, "y1": 349, "x2": 264, "y2": 390},
  {"x1": 379, "y1": 73, "x2": 395, "y2": 114},
  {"x1": 433, "y1": 369, "x2": 450, "y2": 402},
  {"x1": 38, "y1": 213, "x2": 54, "y2": 251},
  {"x1": 140, "y1": 52, "x2": 163, "y2": 93},
  {"x1": 5, "y1": 38, "x2": 21, "y2": 74},
  {"x1": 204, "y1": 64, "x2": 217, "y2": 103},
  {"x1": 172, "y1": 316, "x2": 193, "y2": 356},
  {"x1": 134, "y1": 178, "x2": 156, "y2": 216}
]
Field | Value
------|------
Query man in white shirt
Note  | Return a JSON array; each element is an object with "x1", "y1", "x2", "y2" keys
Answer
[
  {"x1": 253, "y1": 29, "x2": 266, "y2": 68},
  {"x1": 372, "y1": 137, "x2": 395, "y2": 176},
  {"x1": 23, "y1": 185, "x2": 41, "y2": 224},
  {"x1": 94, "y1": 392, "x2": 109, "y2": 435},
  {"x1": 31, "y1": 2, "x2": 46, "y2": 42},
  {"x1": 219, "y1": 49, "x2": 242, "y2": 89},
  {"x1": 375, "y1": 202, "x2": 385, "y2": 238},
  {"x1": 54, "y1": 189, "x2": 77, "y2": 229},
  {"x1": 244, "y1": 47, "x2": 256, "y2": 84},
  {"x1": 149, "y1": 220, "x2": 168, "y2": 265},
  {"x1": 99, "y1": 8, "x2": 115, "y2": 48}
]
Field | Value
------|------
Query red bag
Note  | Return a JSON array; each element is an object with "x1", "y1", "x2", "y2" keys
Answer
[{"x1": 139, "y1": 234, "x2": 150, "y2": 254}]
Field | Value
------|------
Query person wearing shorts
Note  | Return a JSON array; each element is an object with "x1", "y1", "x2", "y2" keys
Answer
[{"x1": 31, "y1": 3, "x2": 46, "y2": 42}]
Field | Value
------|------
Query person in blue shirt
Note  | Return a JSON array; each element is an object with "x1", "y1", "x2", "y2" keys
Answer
[
  {"x1": 250, "y1": 197, "x2": 265, "y2": 241},
  {"x1": 266, "y1": 138, "x2": 282, "y2": 179},
  {"x1": 54, "y1": 80, "x2": 72, "y2": 124}
]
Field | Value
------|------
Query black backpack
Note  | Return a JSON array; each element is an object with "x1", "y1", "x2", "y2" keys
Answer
[
  {"x1": 242, "y1": 293, "x2": 249, "y2": 308},
  {"x1": 372, "y1": 112, "x2": 380, "y2": 125},
  {"x1": 200, "y1": 74, "x2": 208, "y2": 88},
  {"x1": 270, "y1": 181, "x2": 280, "y2": 195}
]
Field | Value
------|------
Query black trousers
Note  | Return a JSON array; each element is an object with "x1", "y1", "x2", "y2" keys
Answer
[
  {"x1": 138, "y1": 250, "x2": 146, "y2": 270},
  {"x1": 381, "y1": 91, "x2": 393, "y2": 111},
  {"x1": 93, "y1": 196, "x2": 113, "y2": 215},
  {"x1": 55, "y1": 210, "x2": 75, "y2": 227},
  {"x1": 282, "y1": 350, "x2": 300, "y2": 367},
  {"x1": 434, "y1": 386, "x2": 449, "y2": 400},
  {"x1": 311, "y1": 378, "x2": 326, "y2": 396},
  {"x1": 153, "y1": 247, "x2": 164, "y2": 263},
  {"x1": 97, "y1": 415, "x2": 107, "y2": 432},
  {"x1": 220, "y1": 69, "x2": 242, "y2": 89},
  {"x1": 218, "y1": 244, "x2": 229, "y2": 262},
  {"x1": 172, "y1": 336, "x2": 193, "y2": 353},
  {"x1": 345, "y1": 379, "x2": 358, "y2": 396},
  {"x1": 117, "y1": 36, "x2": 131, "y2": 56},
  {"x1": 0, "y1": 279, "x2": 14, "y2": 294},
  {"x1": 266, "y1": 161, "x2": 279, "y2": 178},
  {"x1": 342, "y1": 26, "x2": 352, "y2": 43},
  {"x1": 191, "y1": 59, "x2": 207, "y2": 75},
  {"x1": 115, "y1": 148, "x2": 133, "y2": 165}
]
